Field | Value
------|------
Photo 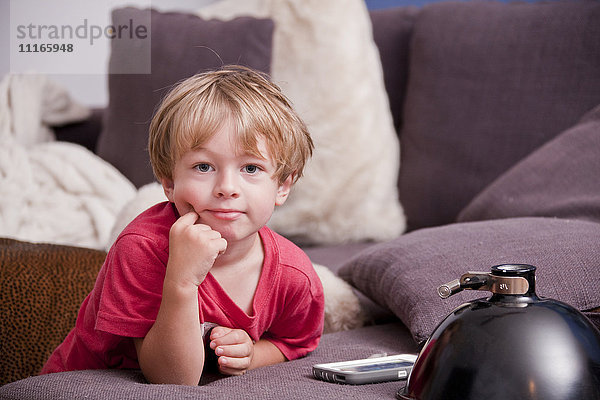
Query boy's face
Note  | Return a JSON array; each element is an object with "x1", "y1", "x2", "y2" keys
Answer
[{"x1": 161, "y1": 123, "x2": 293, "y2": 244}]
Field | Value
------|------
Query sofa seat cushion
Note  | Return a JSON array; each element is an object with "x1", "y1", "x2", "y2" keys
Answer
[
  {"x1": 398, "y1": 1, "x2": 600, "y2": 230},
  {"x1": 0, "y1": 239, "x2": 106, "y2": 385},
  {"x1": 458, "y1": 103, "x2": 600, "y2": 224},
  {"x1": 339, "y1": 217, "x2": 600, "y2": 344},
  {"x1": 0, "y1": 322, "x2": 417, "y2": 399}
]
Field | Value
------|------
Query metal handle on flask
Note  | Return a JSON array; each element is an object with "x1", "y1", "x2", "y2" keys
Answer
[{"x1": 438, "y1": 271, "x2": 529, "y2": 299}]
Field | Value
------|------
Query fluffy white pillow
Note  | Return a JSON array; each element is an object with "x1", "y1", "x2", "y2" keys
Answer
[{"x1": 199, "y1": 0, "x2": 405, "y2": 244}]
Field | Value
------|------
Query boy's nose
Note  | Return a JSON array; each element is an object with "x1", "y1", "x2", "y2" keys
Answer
[{"x1": 214, "y1": 170, "x2": 239, "y2": 198}]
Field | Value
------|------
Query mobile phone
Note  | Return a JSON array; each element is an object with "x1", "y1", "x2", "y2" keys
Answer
[{"x1": 312, "y1": 354, "x2": 417, "y2": 385}]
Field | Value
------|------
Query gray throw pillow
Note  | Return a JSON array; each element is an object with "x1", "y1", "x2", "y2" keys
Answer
[
  {"x1": 338, "y1": 217, "x2": 600, "y2": 344},
  {"x1": 96, "y1": 8, "x2": 274, "y2": 187},
  {"x1": 398, "y1": 1, "x2": 600, "y2": 230},
  {"x1": 369, "y1": 6, "x2": 419, "y2": 135},
  {"x1": 458, "y1": 104, "x2": 600, "y2": 223}
]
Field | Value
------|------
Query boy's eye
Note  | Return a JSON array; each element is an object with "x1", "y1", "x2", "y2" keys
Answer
[
  {"x1": 244, "y1": 165, "x2": 259, "y2": 174},
  {"x1": 195, "y1": 163, "x2": 212, "y2": 172}
]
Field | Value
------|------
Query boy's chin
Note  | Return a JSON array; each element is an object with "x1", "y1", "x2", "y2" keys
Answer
[{"x1": 218, "y1": 227, "x2": 261, "y2": 245}]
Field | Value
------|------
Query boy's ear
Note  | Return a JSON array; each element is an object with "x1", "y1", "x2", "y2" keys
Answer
[
  {"x1": 161, "y1": 178, "x2": 175, "y2": 202},
  {"x1": 275, "y1": 174, "x2": 294, "y2": 206}
]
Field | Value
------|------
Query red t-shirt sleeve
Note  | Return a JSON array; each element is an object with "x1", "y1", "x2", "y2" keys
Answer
[
  {"x1": 262, "y1": 262, "x2": 325, "y2": 361},
  {"x1": 95, "y1": 233, "x2": 169, "y2": 338}
]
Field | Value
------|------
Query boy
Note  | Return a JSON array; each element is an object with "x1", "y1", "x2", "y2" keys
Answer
[{"x1": 41, "y1": 65, "x2": 324, "y2": 385}]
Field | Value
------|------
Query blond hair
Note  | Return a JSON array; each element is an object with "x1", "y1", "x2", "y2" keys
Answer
[{"x1": 148, "y1": 65, "x2": 313, "y2": 184}]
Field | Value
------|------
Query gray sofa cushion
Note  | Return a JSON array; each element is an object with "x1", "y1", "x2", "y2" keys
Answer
[
  {"x1": 369, "y1": 6, "x2": 419, "y2": 135},
  {"x1": 339, "y1": 217, "x2": 600, "y2": 344},
  {"x1": 0, "y1": 322, "x2": 417, "y2": 400},
  {"x1": 398, "y1": 1, "x2": 600, "y2": 230},
  {"x1": 96, "y1": 8, "x2": 274, "y2": 187},
  {"x1": 458, "y1": 104, "x2": 600, "y2": 223}
]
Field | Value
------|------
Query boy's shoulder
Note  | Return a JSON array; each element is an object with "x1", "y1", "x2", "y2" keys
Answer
[
  {"x1": 260, "y1": 226, "x2": 310, "y2": 266},
  {"x1": 116, "y1": 201, "x2": 176, "y2": 250},
  {"x1": 260, "y1": 227, "x2": 322, "y2": 293}
]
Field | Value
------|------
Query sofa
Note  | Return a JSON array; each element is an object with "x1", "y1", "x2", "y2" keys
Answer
[{"x1": 2, "y1": 1, "x2": 600, "y2": 398}]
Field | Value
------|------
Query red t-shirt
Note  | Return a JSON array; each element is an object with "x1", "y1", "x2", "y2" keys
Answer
[{"x1": 41, "y1": 202, "x2": 324, "y2": 374}]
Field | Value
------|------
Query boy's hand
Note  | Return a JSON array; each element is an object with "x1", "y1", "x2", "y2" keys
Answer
[
  {"x1": 166, "y1": 211, "x2": 227, "y2": 287},
  {"x1": 209, "y1": 326, "x2": 255, "y2": 376}
]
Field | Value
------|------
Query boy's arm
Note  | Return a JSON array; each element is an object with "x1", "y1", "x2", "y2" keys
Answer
[
  {"x1": 251, "y1": 339, "x2": 287, "y2": 369},
  {"x1": 134, "y1": 211, "x2": 227, "y2": 385},
  {"x1": 134, "y1": 281, "x2": 204, "y2": 385}
]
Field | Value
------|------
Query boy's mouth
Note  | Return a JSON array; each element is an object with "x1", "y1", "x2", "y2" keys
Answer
[{"x1": 207, "y1": 209, "x2": 243, "y2": 221}]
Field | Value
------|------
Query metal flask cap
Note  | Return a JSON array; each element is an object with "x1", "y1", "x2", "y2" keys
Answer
[{"x1": 398, "y1": 264, "x2": 600, "y2": 400}]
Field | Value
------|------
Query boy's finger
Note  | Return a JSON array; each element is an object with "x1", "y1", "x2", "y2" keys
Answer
[
  {"x1": 214, "y1": 342, "x2": 253, "y2": 358},
  {"x1": 216, "y1": 237, "x2": 228, "y2": 254},
  {"x1": 177, "y1": 211, "x2": 200, "y2": 225},
  {"x1": 209, "y1": 326, "x2": 232, "y2": 341},
  {"x1": 218, "y1": 356, "x2": 251, "y2": 374},
  {"x1": 211, "y1": 328, "x2": 247, "y2": 346}
]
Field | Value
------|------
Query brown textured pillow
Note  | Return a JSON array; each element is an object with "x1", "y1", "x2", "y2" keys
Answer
[
  {"x1": 338, "y1": 217, "x2": 600, "y2": 344},
  {"x1": 0, "y1": 238, "x2": 106, "y2": 385},
  {"x1": 398, "y1": 1, "x2": 600, "y2": 230},
  {"x1": 96, "y1": 8, "x2": 274, "y2": 187},
  {"x1": 457, "y1": 104, "x2": 600, "y2": 224}
]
